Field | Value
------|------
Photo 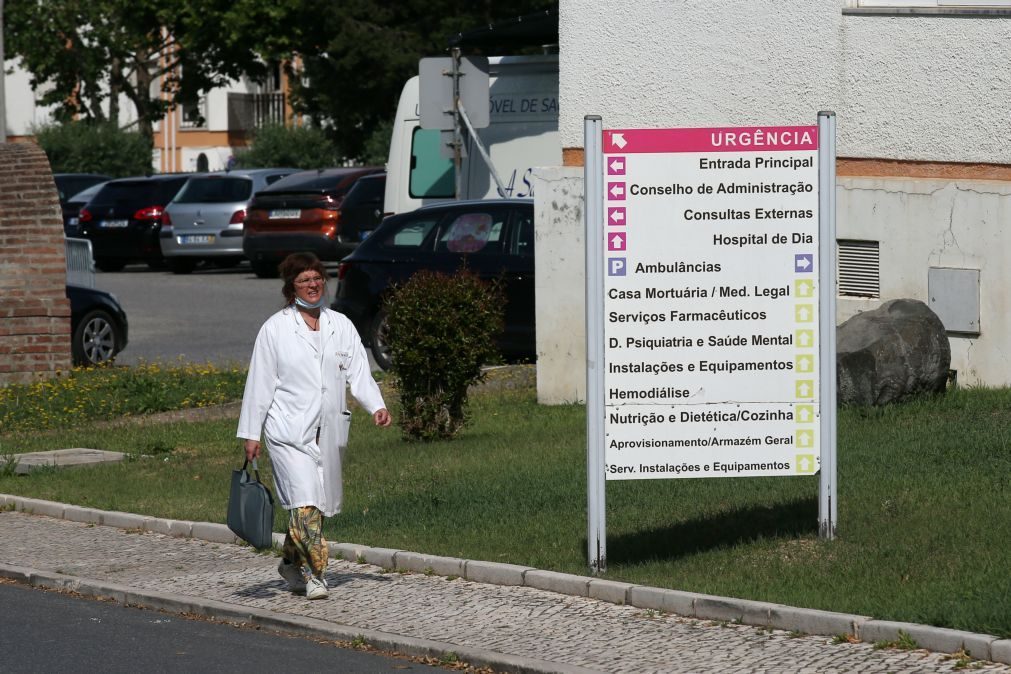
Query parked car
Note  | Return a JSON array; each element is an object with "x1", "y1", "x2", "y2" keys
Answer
[
  {"x1": 159, "y1": 168, "x2": 297, "y2": 274},
  {"x1": 78, "y1": 174, "x2": 195, "y2": 271},
  {"x1": 332, "y1": 198, "x2": 535, "y2": 370},
  {"x1": 336, "y1": 172, "x2": 387, "y2": 243},
  {"x1": 62, "y1": 181, "x2": 109, "y2": 237},
  {"x1": 67, "y1": 284, "x2": 129, "y2": 366},
  {"x1": 242, "y1": 167, "x2": 384, "y2": 278},
  {"x1": 54, "y1": 173, "x2": 110, "y2": 209}
]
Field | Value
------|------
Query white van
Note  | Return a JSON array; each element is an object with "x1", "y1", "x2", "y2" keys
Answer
[{"x1": 383, "y1": 54, "x2": 560, "y2": 216}]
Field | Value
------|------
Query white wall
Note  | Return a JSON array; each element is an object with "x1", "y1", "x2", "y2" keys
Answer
[
  {"x1": 4, "y1": 59, "x2": 53, "y2": 135},
  {"x1": 838, "y1": 176, "x2": 1011, "y2": 387},
  {"x1": 532, "y1": 167, "x2": 586, "y2": 404},
  {"x1": 559, "y1": 1, "x2": 1011, "y2": 163}
]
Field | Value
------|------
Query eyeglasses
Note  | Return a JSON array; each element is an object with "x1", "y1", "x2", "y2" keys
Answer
[{"x1": 294, "y1": 275, "x2": 325, "y2": 287}]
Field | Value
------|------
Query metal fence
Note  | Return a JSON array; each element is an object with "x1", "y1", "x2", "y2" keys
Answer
[
  {"x1": 65, "y1": 237, "x2": 95, "y2": 288},
  {"x1": 227, "y1": 92, "x2": 286, "y2": 132}
]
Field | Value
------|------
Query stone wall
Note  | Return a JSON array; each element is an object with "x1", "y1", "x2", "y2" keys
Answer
[{"x1": 0, "y1": 143, "x2": 71, "y2": 384}]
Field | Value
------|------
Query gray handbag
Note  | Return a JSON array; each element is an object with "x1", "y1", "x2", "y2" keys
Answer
[{"x1": 227, "y1": 459, "x2": 275, "y2": 549}]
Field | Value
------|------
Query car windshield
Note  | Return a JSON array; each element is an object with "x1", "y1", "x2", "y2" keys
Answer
[
  {"x1": 55, "y1": 175, "x2": 107, "y2": 203},
  {"x1": 67, "y1": 182, "x2": 106, "y2": 204},
  {"x1": 174, "y1": 177, "x2": 252, "y2": 204},
  {"x1": 266, "y1": 170, "x2": 372, "y2": 194}
]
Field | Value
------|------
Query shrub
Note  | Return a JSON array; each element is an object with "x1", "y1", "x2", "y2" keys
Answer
[
  {"x1": 385, "y1": 270, "x2": 504, "y2": 441},
  {"x1": 35, "y1": 121, "x2": 152, "y2": 177},
  {"x1": 233, "y1": 123, "x2": 344, "y2": 169}
]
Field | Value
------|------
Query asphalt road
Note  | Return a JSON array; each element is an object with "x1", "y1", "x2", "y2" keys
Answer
[
  {"x1": 0, "y1": 581, "x2": 439, "y2": 673},
  {"x1": 93, "y1": 261, "x2": 379, "y2": 370}
]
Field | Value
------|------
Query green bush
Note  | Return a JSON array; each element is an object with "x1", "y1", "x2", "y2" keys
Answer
[
  {"x1": 234, "y1": 123, "x2": 344, "y2": 169},
  {"x1": 35, "y1": 121, "x2": 153, "y2": 177},
  {"x1": 385, "y1": 270, "x2": 504, "y2": 441}
]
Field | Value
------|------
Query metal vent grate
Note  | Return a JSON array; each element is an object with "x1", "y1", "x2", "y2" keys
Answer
[{"x1": 837, "y1": 239, "x2": 880, "y2": 298}]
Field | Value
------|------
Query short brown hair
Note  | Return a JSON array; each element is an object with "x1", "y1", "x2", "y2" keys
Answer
[{"x1": 278, "y1": 253, "x2": 328, "y2": 305}]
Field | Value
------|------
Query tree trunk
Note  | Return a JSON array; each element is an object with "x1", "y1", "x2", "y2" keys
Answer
[{"x1": 109, "y1": 57, "x2": 121, "y2": 125}]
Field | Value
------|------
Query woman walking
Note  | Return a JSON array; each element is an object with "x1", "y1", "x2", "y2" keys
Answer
[{"x1": 237, "y1": 253, "x2": 391, "y2": 600}]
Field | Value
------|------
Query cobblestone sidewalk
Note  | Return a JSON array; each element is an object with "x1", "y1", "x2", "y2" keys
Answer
[{"x1": 1, "y1": 511, "x2": 1008, "y2": 674}]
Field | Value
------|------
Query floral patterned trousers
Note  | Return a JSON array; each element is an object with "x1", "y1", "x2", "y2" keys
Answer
[{"x1": 282, "y1": 506, "x2": 328, "y2": 581}]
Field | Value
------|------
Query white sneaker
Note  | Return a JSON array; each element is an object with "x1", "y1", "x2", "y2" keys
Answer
[
  {"x1": 277, "y1": 560, "x2": 307, "y2": 594},
  {"x1": 305, "y1": 576, "x2": 329, "y2": 600}
]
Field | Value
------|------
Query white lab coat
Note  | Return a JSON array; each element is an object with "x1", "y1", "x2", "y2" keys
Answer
[{"x1": 236, "y1": 305, "x2": 386, "y2": 516}]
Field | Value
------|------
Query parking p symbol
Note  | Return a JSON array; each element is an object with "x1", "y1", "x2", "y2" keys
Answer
[{"x1": 608, "y1": 258, "x2": 626, "y2": 276}]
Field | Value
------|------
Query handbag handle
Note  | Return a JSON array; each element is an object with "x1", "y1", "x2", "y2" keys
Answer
[{"x1": 241, "y1": 458, "x2": 262, "y2": 482}]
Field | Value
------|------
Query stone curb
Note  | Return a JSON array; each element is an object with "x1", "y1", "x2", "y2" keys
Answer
[
  {"x1": 4, "y1": 494, "x2": 1009, "y2": 667},
  {"x1": 0, "y1": 565, "x2": 598, "y2": 674}
]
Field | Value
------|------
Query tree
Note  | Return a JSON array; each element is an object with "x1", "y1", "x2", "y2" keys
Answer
[
  {"x1": 233, "y1": 123, "x2": 342, "y2": 170},
  {"x1": 287, "y1": 1, "x2": 555, "y2": 159},
  {"x1": 385, "y1": 269, "x2": 504, "y2": 441},
  {"x1": 4, "y1": 0, "x2": 285, "y2": 141},
  {"x1": 35, "y1": 121, "x2": 152, "y2": 177}
]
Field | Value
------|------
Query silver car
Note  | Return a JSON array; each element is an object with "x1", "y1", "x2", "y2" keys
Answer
[{"x1": 159, "y1": 168, "x2": 296, "y2": 273}]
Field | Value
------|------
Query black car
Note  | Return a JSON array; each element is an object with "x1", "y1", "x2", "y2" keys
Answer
[
  {"x1": 337, "y1": 172, "x2": 387, "y2": 243},
  {"x1": 332, "y1": 199, "x2": 535, "y2": 369},
  {"x1": 62, "y1": 181, "x2": 109, "y2": 237},
  {"x1": 55, "y1": 174, "x2": 111, "y2": 236},
  {"x1": 67, "y1": 284, "x2": 129, "y2": 366},
  {"x1": 78, "y1": 174, "x2": 194, "y2": 271}
]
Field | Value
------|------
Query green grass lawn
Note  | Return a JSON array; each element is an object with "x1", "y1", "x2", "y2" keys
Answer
[{"x1": 1, "y1": 368, "x2": 1009, "y2": 638}]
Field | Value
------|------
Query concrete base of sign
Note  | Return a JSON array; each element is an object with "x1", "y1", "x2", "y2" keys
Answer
[{"x1": 11, "y1": 448, "x2": 126, "y2": 475}]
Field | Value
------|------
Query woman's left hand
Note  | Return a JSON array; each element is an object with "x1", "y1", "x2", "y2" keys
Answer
[{"x1": 373, "y1": 408, "x2": 392, "y2": 427}]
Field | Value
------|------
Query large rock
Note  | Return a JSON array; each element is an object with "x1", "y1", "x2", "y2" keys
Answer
[{"x1": 836, "y1": 299, "x2": 951, "y2": 406}]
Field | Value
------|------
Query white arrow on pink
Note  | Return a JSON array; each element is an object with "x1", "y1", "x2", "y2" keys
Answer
[
  {"x1": 611, "y1": 133, "x2": 627, "y2": 149},
  {"x1": 609, "y1": 184, "x2": 624, "y2": 198},
  {"x1": 609, "y1": 158, "x2": 624, "y2": 172},
  {"x1": 610, "y1": 233, "x2": 624, "y2": 247},
  {"x1": 609, "y1": 210, "x2": 624, "y2": 224}
]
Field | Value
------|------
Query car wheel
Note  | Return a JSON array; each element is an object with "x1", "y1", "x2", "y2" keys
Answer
[
  {"x1": 94, "y1": 257, "x2": 126, "y2": 272},
  {"x1": 369, "y1": 310, "x2": 392, "y2": 371},
  {"x1": 251, "y1": 260, "x2": 279, "y2": 279},
  {"x1": 168, "y1": 258, "x2": 197, "y2": 274},
  {"x1": 72, "y1": 309, "x2": 120, "y2": 366}
]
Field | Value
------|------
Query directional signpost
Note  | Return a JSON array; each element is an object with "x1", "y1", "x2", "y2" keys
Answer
[{"x1": 584, "y1": 115, "x2": 838, "y2": 573}]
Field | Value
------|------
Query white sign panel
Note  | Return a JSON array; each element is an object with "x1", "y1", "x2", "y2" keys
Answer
[{"x1": 602, "y1": 126, "x2": 820, "y2": 480}]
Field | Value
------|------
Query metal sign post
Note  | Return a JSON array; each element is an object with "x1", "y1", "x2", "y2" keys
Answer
[
  {"x1": 584, "y1": 115, "x2": 607, "y2": 573},
  {"x1": 817, "y1": 111, "x2": 838, "y2": 540}
]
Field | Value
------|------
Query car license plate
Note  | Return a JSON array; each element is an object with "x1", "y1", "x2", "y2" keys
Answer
[
  {"x1": 269, "y1": 209, "x2": 300, "y2": 219},
  {"x1": 179, "y1": 234, "x2": 215, "y2": 244},
  {"x1": 99, "y1": 219, "x2": 129, "y2": 228}
]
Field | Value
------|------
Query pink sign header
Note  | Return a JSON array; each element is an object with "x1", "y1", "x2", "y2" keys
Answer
[{"x1": 603, "y1": 126, "x2": 818, "y2": 154}]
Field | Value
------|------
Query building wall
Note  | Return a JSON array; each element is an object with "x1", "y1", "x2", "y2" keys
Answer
[
  {"x1": 0, "y1": 143, "x2": 72, "y2": 384},
  {"x1": 559, "y1": 2, "x2": 1011, "y2": 164},
  {"x1": 535, "y1": 1, "x2": 1011, "y2": 401}
]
